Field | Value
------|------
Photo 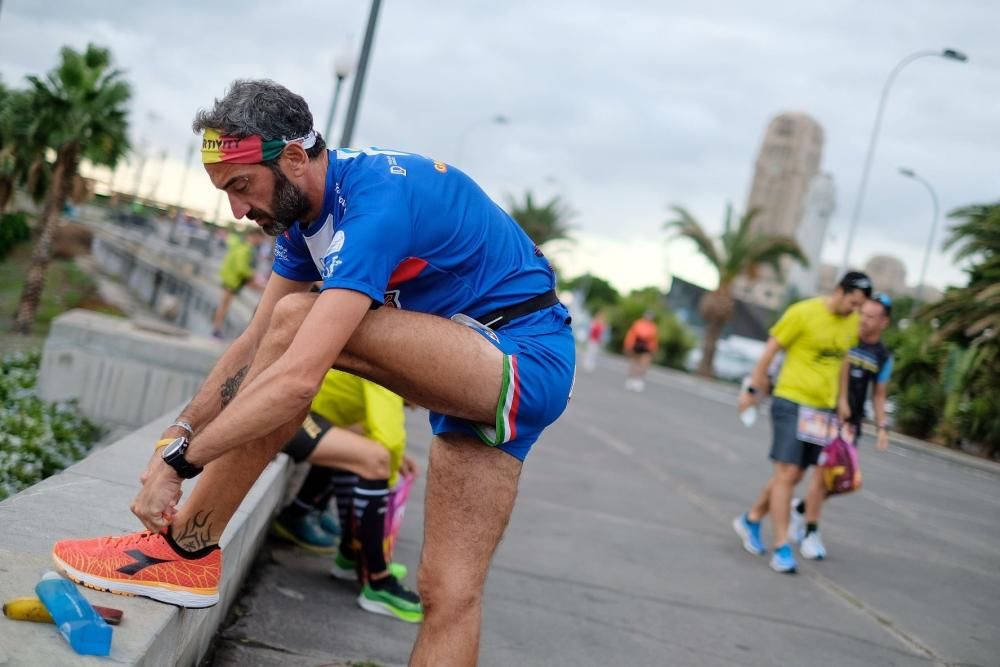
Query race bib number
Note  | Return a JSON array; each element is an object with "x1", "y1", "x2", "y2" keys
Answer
[{"x1": 796, "y1": 407, "x2": 834, "y2": 445}]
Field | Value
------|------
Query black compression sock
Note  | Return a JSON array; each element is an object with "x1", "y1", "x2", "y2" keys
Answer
[
  {"x1": 355, "y1": 478, "x2": 390, "y2": 578},
  {"x1": 332, "y1": 469, "x2": 359, "y2": 557},
  {"x1": 295, "y1": 465, "x2": 335, "y2": 511},
  {"x1": 806, "y1": 522, "x2": 818, "y2": 536}
]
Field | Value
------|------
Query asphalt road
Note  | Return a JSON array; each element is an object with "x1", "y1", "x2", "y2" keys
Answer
[{"x1": 211, "y1": 354, "x2": 1000, "y2": 667}]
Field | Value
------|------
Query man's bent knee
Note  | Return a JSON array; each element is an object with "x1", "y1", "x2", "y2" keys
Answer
[{"x1": 417, "y1": 565, "x2": 482, "y2": 620}]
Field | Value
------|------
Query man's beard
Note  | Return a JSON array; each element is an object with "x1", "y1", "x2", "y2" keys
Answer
[{"x1": 249, "y1": 166, "x2": 312, "y2": 237}]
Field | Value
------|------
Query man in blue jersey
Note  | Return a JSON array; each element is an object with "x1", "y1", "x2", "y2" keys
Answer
[{"x1": 52, "y1": 80, "x2": 575, "y2": 666}]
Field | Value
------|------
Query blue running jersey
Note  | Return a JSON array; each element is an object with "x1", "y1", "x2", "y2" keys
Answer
[{"x1": 272, "y1": 148, "x2": 558, "y2": 326}]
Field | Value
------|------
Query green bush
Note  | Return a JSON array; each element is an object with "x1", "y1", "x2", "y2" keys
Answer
[
  {"x1": 894, "y1": 382, "x2": 944, "y2": 440},
  {"x1": 0, "y1": 211, "x2": 31, "y2": 259},
  {"x1": 0, "y1": 352, "x2": 102, "y2": 500}
]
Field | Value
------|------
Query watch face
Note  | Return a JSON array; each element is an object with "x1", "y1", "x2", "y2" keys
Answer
[{"x1": 162, "y1": 437, "x2": 186, "y2": 458}]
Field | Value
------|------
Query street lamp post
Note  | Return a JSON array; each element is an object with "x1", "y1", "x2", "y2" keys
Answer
[
  {"x1": 323, "y1": 52, "x2": 355, "y2": 145},
  {"x1": 899, "y1": 167, "x2": 940, "y2": 303},
  {"x1": 455, "y1": 114, "x2": 509, "y2": 167},
  {"x1": 339, "y1": 0, "x2": 383, "y2": 148},
  {"x1": 839, "y1": 48, "x2": 967, "y2": 276}
]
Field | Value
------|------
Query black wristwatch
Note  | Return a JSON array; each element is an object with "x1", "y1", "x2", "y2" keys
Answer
[{"x1": 161, "y1": 436, "x2": 204, "y2": 479}]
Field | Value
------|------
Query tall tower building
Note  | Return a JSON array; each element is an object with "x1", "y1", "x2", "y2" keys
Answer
[
  {"x1": 786, "y1": 173, "x2": 836, "y2": 298},
  {"x1": 735, "y1": 112, "x2": 824, "y2": 309}
]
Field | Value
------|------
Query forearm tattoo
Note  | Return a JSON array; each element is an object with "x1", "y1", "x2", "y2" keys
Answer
[
  {"x1": 173, "y1": 510, "x2": 215, "y2": 551},
  {"x1": 220, "y1": 365, "x2": 249, "y2": 408}
]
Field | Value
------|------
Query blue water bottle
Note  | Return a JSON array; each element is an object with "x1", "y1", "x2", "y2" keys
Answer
[{"x1": 35, "y1": 571, "x2": 112, "y2": 656}]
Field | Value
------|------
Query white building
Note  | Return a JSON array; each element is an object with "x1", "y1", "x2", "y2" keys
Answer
[{"x1": 786, "y1": 173, "x2": 836, "y2": 298}]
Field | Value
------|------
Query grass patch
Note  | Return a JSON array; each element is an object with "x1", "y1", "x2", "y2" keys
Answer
[{"x1": 0, "y1": 239, "x2": 121, "y2": 337}]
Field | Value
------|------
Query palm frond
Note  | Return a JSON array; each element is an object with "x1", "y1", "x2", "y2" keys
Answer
[{"x1": 664, "y1": 205, "x2": 721, "y2": 269}]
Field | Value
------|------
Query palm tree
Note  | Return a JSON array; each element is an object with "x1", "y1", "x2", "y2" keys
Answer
[
  {"x1": 0, "y1": 83, "x2": 54, "y2": 214},
  {"x1": 506, "y1": 191, "x2": 574, "y2": 247},
  {"x1": 13, "y1": 44, "x2": 131, "y2": 334},
  {"x1": 919, "y1": 202, "x2": 1000, "y2": 451},
  {"x1": 921, "y1": 202, "x2": 1000, "y2": 342},
  {"x1": 664, "y1": 204, "x2": 807, "y2": 377}
]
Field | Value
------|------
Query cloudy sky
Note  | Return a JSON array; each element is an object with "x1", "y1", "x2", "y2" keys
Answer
[{"x1": 1, "y1": 1, "x2": 996, "y2": 293}]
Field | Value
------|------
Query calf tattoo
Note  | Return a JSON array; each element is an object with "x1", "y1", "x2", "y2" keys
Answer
[
  {"x1": 174, "y1": 510, "x2": 215, "y2": 551},
  {"x1": 220, "y1": 364, "x2": 249, "y2": 408}
]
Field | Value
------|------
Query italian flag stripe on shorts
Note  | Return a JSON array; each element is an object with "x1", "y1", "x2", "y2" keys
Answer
[{"x1": 474, "y1": 354, "x2": 520, "y2": 446}]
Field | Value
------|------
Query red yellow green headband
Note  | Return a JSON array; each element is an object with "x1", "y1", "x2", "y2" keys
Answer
[{"x1": 201, "y1": 128, "x2": 317, "y2": 164}]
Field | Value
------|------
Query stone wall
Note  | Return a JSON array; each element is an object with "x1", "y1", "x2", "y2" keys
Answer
[{"x1": 38, "y1": 309, "x2": 223, "y2": 432}]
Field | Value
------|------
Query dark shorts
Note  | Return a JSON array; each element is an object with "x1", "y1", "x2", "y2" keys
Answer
[
  {"x1": 769, "y1": 397, "x2": 824, "y2": 469},
  {"x1": 283, "y1": 412, "x2": 331, "y2": 463}
]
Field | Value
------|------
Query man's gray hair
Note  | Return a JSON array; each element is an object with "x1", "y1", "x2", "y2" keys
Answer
[{"x1": 192, "y1": 79, "x2": 326, "y2": 158}]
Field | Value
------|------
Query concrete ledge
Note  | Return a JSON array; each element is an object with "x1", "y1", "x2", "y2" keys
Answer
[
  {"x1": 38, "y1": 310, "x2": 224, "y2": 433},
  {"x1": 0, "y1": 410, "x2": 291, "y2": 666}
]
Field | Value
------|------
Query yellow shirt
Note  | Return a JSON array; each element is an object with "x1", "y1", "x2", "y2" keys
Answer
[
  {"x1": 309, "y1": 370, "x2": 407, "y2": 485},
  {"x1": 771, "y1": 297, "x2": 859, "y2": 409},
  {"x1": 219, "y1": 236, "x2": 254, "y2": 291}
]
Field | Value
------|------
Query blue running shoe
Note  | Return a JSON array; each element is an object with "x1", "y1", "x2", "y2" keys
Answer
[
  {"x1": 271, "y1": 510, "x2": 337, "y2": 554},
  {"x1": 319, "y1": 509, "x2": 341, "y2": 536},
  {"x1": 732, "y1": 513, "x2": 766, "y2": 555},
  {"x1": 769, "y1": 544, "x2": 798, "y2": 574}
]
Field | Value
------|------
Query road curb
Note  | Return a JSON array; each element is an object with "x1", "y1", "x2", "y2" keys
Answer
[{"x1": 885, "y1": 430, "x2": 1000, "y2": 475}]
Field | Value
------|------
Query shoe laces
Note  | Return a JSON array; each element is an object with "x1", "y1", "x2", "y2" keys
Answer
[
  {"x1": 376, "y1": 575, "x2": 420, "y2": 603},
  {"x1": 97, "y1": 530, "x2": 161, "y2": 548}
]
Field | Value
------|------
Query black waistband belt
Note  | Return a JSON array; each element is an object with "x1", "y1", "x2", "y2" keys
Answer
[{"x1": 474, "y1": 289, "x2": 561, "y2": 330}]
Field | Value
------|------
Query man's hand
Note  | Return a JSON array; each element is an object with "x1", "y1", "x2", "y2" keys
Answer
[
  {"x1": 837, "y1": 399, "x2": 851, "y2": 425},
  {"x1": 400, "y1": 454, "x2": 419, "y2": 479},
  {"x1": 738, "y1": 389, "x2": 759, "y2": 414},
  {"x1": 876, "y1": 428, "x2": 890, "y2": 452},
  {"x1": 131, "y1": 459, "x2": 183, "y2": 531}
]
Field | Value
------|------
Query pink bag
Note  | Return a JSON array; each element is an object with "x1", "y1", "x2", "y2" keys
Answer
[
  {"x1": 819, "y1": 429, "x2": 862, "y2": 496},
  {"x1": 383, "y1": 472, "x2": 415, "y2": 559}
]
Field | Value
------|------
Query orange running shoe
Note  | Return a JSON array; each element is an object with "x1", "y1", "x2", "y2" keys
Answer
[{"x1": 52, "y1": 529, "x2": 221, "y2": 608}]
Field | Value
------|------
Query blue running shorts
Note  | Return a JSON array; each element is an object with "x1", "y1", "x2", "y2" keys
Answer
[{"x1": 428, "y1": 305, "x2": 576, "y2": 461}]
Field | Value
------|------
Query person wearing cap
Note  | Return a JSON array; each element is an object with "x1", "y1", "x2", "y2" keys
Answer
[
  {"x1": 788, "y1": 293, "x2": 894, "y2": 560},
  {"x1": 51, "y1": 79, "x2": 575, "y2": 666},
  {"x1": 732, "y1": 271, "x2": 872, "y2": 574},
  {"x1": 623, "y1": 311, "x2": 659, "y2": 391}
]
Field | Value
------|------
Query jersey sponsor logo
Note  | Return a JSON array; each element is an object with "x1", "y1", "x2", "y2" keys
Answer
[
  {"x1": 321, "y1": 254, "x2": 342, "y2": 279},
  {"x1": 434, "y1": 161, "x2": 448, "y2": 173},
  {"x1": 384, "y1": 289, "x2": 401, "y2": 308},
  {"x1": 390, "y1": 165, "x2": 407, "y2": 176},
  {"x1": 319, "y1": 230, "x2": 346, "y2": 279},
  {"x1": 335, "y1": 146, "x2": 410, "y2": 160},
  {"x1": 326, "y1": 230, "x2": 345, "y2": 255},
  {"x1": 273, "y1": 242, "x2": 289, "y2": 262}
]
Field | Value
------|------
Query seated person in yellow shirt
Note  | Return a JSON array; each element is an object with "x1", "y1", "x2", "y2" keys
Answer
[{"x1": 273, "y1": 369, "x2": 422, "y2": 623}]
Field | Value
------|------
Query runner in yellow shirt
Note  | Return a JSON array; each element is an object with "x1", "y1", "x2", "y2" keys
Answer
[
  {"x1": 732, "y1": 272, "x2": 871, "y2": 574},
  {"x1": 274, "y1": 369, "x2": 422, "y2": 622}
]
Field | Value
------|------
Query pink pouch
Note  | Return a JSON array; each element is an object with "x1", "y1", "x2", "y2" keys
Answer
[
  {"x1": 819, "y1": 430, "x2": 862, "y2": 496},
  {"x1": 383, "y1": 472, "x2": 415, "y2": 559}
]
